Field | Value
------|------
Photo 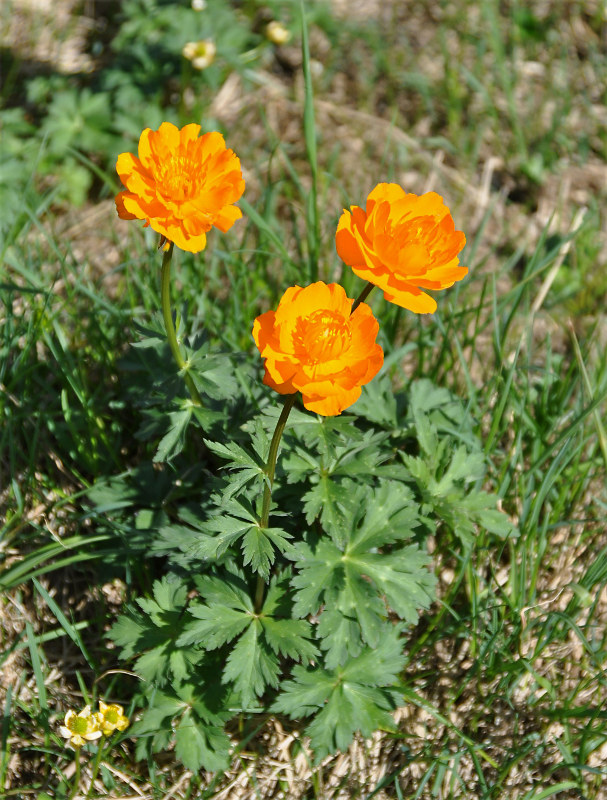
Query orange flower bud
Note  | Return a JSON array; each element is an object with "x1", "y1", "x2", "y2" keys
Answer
[
  {"x1": 253, "y1": 282, "x2": 383, "y2": 416},
  {"x1": 115, "y1": 122, "x2": 244, "y2": 253},
  {"x1": 336, "y1": 183, "x2": 467, "y2": 314}
]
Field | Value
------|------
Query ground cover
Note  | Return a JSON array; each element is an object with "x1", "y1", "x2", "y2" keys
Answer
[{"x1": 1, "y1": 1, "x2": 606, "y2": 797}]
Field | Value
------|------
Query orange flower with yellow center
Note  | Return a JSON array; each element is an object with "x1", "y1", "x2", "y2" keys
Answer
[
  {"x1": 115, "y1": 122, "x2": 244, "y2": 253},
  {"x1": 253, "y1": 282, "x2": 383, "y2": 416},
  {"x1": 336, "y1": 183, "x2": 467, "y2": 314}
]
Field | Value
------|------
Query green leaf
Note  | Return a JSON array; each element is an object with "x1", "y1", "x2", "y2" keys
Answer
[
  {"x1": 434, "y1": 445, "x2": 485, "y2": 491},
  {"x1": 315, "y1": 609, "x2": 363, "y2": 668},
  {"x1": 273, "y1": 630, "x2": 405, "y2": 760},
  {"x1": 135, "y1": 643, "x2": 173, "y2": 684},
  {"x1": 193, "y1": 569, "x2": 253, "y2": 610},
  {"x1": 197, "y1": 520, "x2": 293, "y2": 579},
  {"x1": 301, "y1": 475, "x2": 353, "y2": 543},
  {"x1": 306, "y1": 683, "x2": 397, "y2": 759},
  {"x1": 175, "y1": 709, "x2": 231, "y2": 772},
  {"x1": 177, "y1": 604, "x2": 252, "y2": 649},
  {"x1": 193, "y1": 515, "x2": 254, "y2": 560},
  {"x1": 203, "y1": 439, "x2": 265, "y2": 472},
  {"x1": 241, "y1": 526, "x2": 276, "y2": 578},
  {"x1": 154, "y1": 407, "x2": 192, "y2": 462},
  {"x1": 108, "y1": 612, "x2": 148, "y2": 660},
  {"x1": 261, "y1": 617, "x2": 318, "y2": 662},
  {"x1": 108, "y1": 578, "x2": 195, "y2": 686},
  {"x1": 178, "y1": 570, "x2": 254, "y2": 647},
  {"x1": 290, "y1": 538, "x2": 343, "y2": 618},
  {"x1": 223, "y1": 621, "x2": 280, "y2": 707},
  {"x1": 282, "y1": 446, "x2": 321, "y2": 484},
  {"x1": 132, "y1": 672, "x2": 232, "y2": 773},
  {"x1": 187, "y1": 352, "x2": 239, "y2": 401},
  {"x1": 350, "y1": 373, "x2": 398, "y2": 427},
  {"x1": 290, "y1": 481, "x2": 435, "y2": 665},
  {"x1": 350, "y1": 547, "x2": 436, "y2": 623}
]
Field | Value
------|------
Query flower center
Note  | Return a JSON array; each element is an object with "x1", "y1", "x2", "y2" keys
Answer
[
  {"x1": 300, "y1": 310, "x2": 351, "y2": 362},
  {"x1": 157, "y1": 155, "x2": 196, "y2": 202},
  {"x1": 70, "y1": 716, "x2": 90, "y2": 735}
]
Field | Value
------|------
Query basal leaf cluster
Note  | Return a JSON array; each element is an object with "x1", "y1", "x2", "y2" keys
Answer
[{"x1": 103, "y1": 342, "x2": 516, "y2": 770}]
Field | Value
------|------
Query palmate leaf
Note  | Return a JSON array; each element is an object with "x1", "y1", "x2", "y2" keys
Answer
[
  {"x1": 178, "y1": 570, "x2": 317, "y2": 708},
  {"x1": 203, "y1": 439, "x2": 265, "y2": 472},
  {"x1": 202, "y1": 438, "x2": 267, "y2": 498},
  {"x1": 350, "y1": 372, "x2": 398, "y2": 427},
  {"x1": 290, "y1": 481, "x2": 436, "y2": 666},
  {"x1": 194, "y1": 501, "x2": 293, "y2": 577},
  {"x1": 132, "y1": 664, "x2": 232, "y2": 772},
  {"x1": 261, "y1": 617, "x2": 318, "y2": 662},
  {"x1": 402, "y1": 417, "x2": 517, "y2": 546},
  {"x1": 109, "y1": 577, "x2": 200, "y2": 686},
  {"x1": 177, "y1": 604, "x2": 252, "y2": 649},
  {"x1": 273, "y1": 628, "x2": 405, "y2": 760},
  {"x1": 178, "y1": 570, "x2": 252, "y2": 648},
  {"x1": 315, "y1": 609, "x2": 364, "y2": 667}
]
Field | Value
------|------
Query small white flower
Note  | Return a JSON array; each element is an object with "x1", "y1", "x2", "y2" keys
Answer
[
  {"x1": 59, "y1": 705, "x2": 102, "y2": 748},
  {"x1": 191, "y1": 0, "x2": 207, "y2": 10},
  {"x1": 182, "y1": 39, "x2": 216, "y2": 70}
]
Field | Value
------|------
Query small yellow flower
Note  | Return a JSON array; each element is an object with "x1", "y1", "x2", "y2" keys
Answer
[
  {"x1": 59, "y1": 705, "x2": 102, "y2": 748},
  {"x1": 265, "y1": 21, "x2": 291, "y2": 45},
  {"x1": 96, "y1": 701, "x2": 130, "y2": 736},
  {"x1": 182, "y1": 39, "x2": 216, "y2": 70}
]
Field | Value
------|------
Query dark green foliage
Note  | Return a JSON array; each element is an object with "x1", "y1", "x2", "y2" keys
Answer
[
  {"x1": 273, "y1": 628, "x2": 406, "y2": 760},
  {"x1": 106, "y1": 360, "x2": 515, "y2": 763}
]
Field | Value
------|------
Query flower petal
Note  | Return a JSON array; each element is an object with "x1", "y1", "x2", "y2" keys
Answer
[
  {"x1": 253, "y1": 282, "x2": 382, "y2": 416},
  {"x1": 115, "y1": 123, "x2": 244, "y2": 252},
  {"x1": 336, "y1": 183, "x2": 466, "y2": 313}
]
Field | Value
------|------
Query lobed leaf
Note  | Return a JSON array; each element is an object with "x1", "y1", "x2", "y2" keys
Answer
[
  {"x1": 273, "y1": 630, "x2": 406, "y2": 760},
  {"x1": 175, "y1": 710, "x2": 231, "y2": 773},
  {"x1": 223, "y1": 621, "x2": 280, "y2": 707}
]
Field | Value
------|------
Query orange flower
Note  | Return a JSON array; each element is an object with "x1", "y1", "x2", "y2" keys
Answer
[
  {"x1": 336, "y1": 183, "x2": 467, "y2": 314},
  {"x1": 115, "y1": 122, "x2": 244, "y2": 253},
  {"x1": 253, "y1": 282, "x2": 383, "y2": 416}
]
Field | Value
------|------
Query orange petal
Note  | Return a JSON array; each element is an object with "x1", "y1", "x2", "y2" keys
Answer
[
  {"x1": 384, "y1": 287, "x2": 437, "y2": 314},
  {"x1": 115, "y1": 191, "x2": 137, "y2": 220},
  {"x1": 213, "y1": 204, "x2": 242, "y2": 233},
  {"x1": 302, "y1": 386, "x2": 361, "y2": 416}
]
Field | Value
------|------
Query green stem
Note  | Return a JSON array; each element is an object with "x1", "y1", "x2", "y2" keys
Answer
[
  {"x1": 67, "y1": 747, "x2": 81, "y2": 800},
  {"x1": 85, "y1": 736, "x2": 105, "y2": 798},
  {"x1": 252, "y1": 281, "x2": 375, "y2": 613},
  {"x1": 160, "y1": 243, "x2": 204, "y2": 406},
  {"x1": 254, "y1": 394, "x2": 297, "y2": 613}
]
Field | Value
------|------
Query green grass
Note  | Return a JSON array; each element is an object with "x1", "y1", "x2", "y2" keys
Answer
[{"x1": 1, "y1": 0, "x2": 606, "y2": 797}]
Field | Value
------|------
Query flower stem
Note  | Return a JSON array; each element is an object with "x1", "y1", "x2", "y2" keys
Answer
[
  {"x1": 351, "y1": 282, "x2": 375, "y2": 314},
  {"x1": 67, "y1": 747, "x2": 81, "y2": 800},
  {"x1": 252, "y1": 282, "x2": 375, "y2": 613},
  {"x1": 254, "y1": 394, "x2": 297, "y2": 613},
  {"x1": 160, "y1": 243, "x2": 204, "y2": 406},
  {"x1": 85, "y1": 736, "x2": 105, "y2": 798}
]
